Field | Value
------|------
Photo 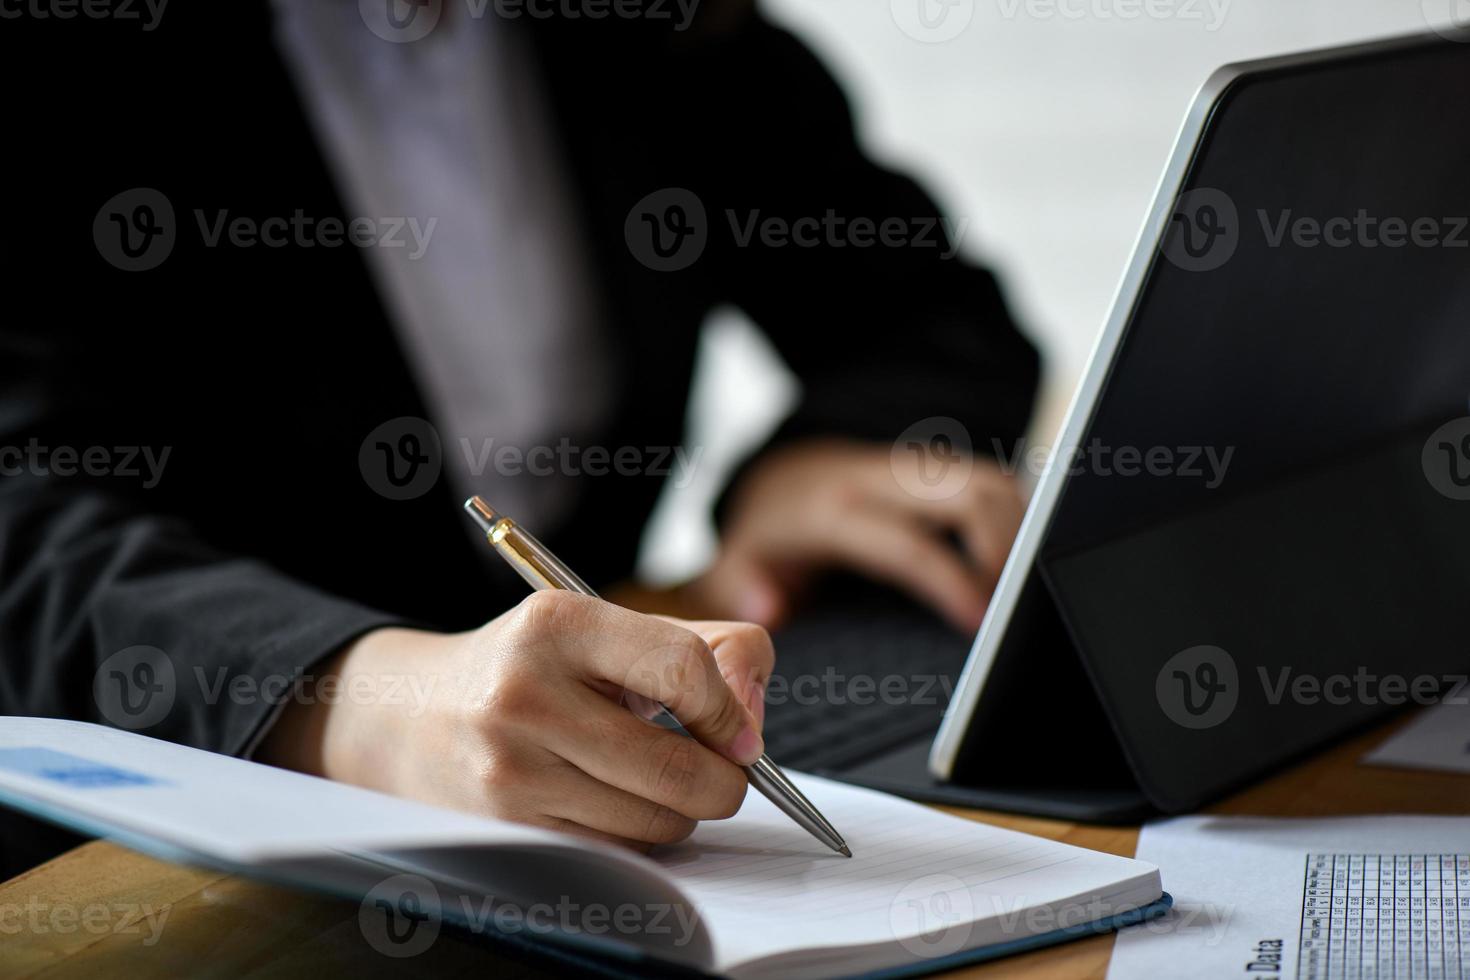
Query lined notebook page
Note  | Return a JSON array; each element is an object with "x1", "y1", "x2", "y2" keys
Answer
[{"x1": 653, "y1": 774, "x2": 1159, "y2": 975}]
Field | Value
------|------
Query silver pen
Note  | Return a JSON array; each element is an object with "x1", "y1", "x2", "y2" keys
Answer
[{"x1": 464, "y1": 496, "x2": 851, "y2": 858}]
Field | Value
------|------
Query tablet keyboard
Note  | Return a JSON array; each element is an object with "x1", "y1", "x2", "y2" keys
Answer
[{"x1": 760, "y1": 582, "x2": 971, "y2": 772}]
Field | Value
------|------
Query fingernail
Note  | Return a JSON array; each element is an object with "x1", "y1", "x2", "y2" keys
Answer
[
  {"x1": 744, "y1": 680, "x2": 767, "y2": 731},
  {"x1": 729, "y1": 724, "x2": 764, "y2": 766},
  {"x1": 738, "y1": 592, "x2": 774, "y2": 626}
]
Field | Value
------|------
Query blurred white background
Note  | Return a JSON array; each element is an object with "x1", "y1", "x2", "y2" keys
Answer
[{"x1": 637, "y1": 0, "x2": 1465, "y2": 582}]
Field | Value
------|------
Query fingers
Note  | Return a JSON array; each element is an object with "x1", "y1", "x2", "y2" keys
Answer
[
  {"x1": 540, "y1": 819, "x2": 650, "y2": 853},
  {"x1": 866, "y1": 455, "x2": 1027, "y2": 584},
  {"x1": 821, "y1": 505, "x2": 989, "y2": 632},
  {"x1": 541, "y1": 684, "x2": 749, "y2": 821},
  {"x1": 572, "y1": 606, "x2": 766, "y2": 765},
  {"x1": 952, "y1": 488, "x2": 1025, "y2": 583},
  {"x1": 612, "y1": 627, "x2": 766, "y2": 766},
  {"x1": 506, "y1": 592, "x2": 766, "y2": 766},
  {"x1": 910, "y1": 476, "x2": 1024, "y2": 586},
  {"x1": 675, "y1": 619, "x2": 774, "y2": 732},
  {"x1": 685, "y1": 552, "x2": 789, "y2": 628},
  {"x1": 693, "y1": 443, "x2": 1025, "y2": 636},
  {"x1": 539, "y1": 765, "x2": 701, "y2": 848},
  {"x1": 467, "y1": 597, "x2": 773, "y2": 851},
  {"x1": 484, "y1": 748, "x2": 697, "y2": 850}
]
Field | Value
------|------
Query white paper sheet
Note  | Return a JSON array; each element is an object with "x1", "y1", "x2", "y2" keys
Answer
[
  {"x1": 1364, "y1": 701, "x2": 1470, "y2": 775},
  {"x1": 1108, "y1": 816, "x2": 1470, "y2": 980},
  {"x1": 661, "y1": 775, "x2": 1160, "y2": 976}
]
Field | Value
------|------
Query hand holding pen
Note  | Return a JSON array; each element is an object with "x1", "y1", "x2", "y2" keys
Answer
[
  {"x1": 465, "y1": 496, "x2": 851, "y2": 857},
  {"x1": 260, "y1": 536, "x2": 799, "y2": 854}
]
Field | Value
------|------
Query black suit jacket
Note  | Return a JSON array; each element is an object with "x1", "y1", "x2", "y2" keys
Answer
[{"x1": 0, "y1": 3, "x2": 1037, "y2": 869}]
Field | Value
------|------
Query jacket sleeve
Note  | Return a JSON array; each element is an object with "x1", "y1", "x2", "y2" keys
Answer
[
  {"x1": 0, "y1": 12, "x2": 413, "y2": 759},
  {"x1": 0, "y1": 347, "x2": 405, "y2": 758},
  {"x1": 687, "y1": 19, "x2": 1041, "y2": 466}
]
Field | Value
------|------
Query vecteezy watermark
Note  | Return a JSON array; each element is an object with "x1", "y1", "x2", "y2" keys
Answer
[
  {"x1": 613, "y1": 650, "x2": 954, "y2": 740},
  {"x1": 890, "y1": 417, "x2": 976, "y2": 502},
  {"x1": 1156, "y1": 645, "x2": 1238, "y2": 729},
  {"x1": 359, "y1": 875, "x2": 443, "y2": 957},
  {"x1": 624, "y1": 188, "x2": 709, "y2": 272},
  {"x1": 356, "y1": 874, "x2": 702, "y2": 958},
  {"x1": 994, "y1": 0, "x2": 1230, "y2": 31},
  {"x1": 764, "y1": 668, "x2": 956, "y2": 708},
  {"x1": 987, "y1": 895, "x2": 1231, "y2": 944},
  {"x1": 359, "y1": 0, "x2": 443, "y2": 43},
  {"x1": 1161, "y1": 187, "x2": 1239, "y2": 272},
  {"x1": 1256, "y1": 210, "x2": 1470, "y2": 251},
  {"x1": 458, "y1": 437, "x2": 703, "y2": 488},
  {"x1": 93, "y1": 188, "x2": 437, "y2": 272},
  {"x1": 193, "y1": 210, "x2": 436, "y2": 258},
  {"x1": 485, "y1": 0, "x2": 700, "y2": 29},
  {"x1": 359, "y1": 417, "x2": 445, "y2": 501},
  {"x1": 1258, "y1": 667, "x2": 1467, "y2": 710},
  {"x1": 357, "y1": 416, "x2": 705, "y2": 501},
  {"x1": 1114, "y1": 900, "x2": 1234, "y2": 945},
  {"x1": 889, "y1": 878, "x2": 1222, "y2": 959},
  {"x1": 888, "y1": 420, "x2": 1236, "y2": 502},
  {"x1": 0, "y1": 439, "x2": 171, "y2": 488},
  {"x1": 0, "y1": 0, "x2": 168, "y2": 30},
  {"x1": 1155, "y1": 644, "x2": 1470, "y2": 729},
  {"x1": 1421, "y1": 0, "x2": 1470, "y2": 42},
  {"x1": 624, "y1": 189, "x2": 968, "y2": 272},
  {"x1": 725, "y1": 210, "x2": 968, "y2": 259},
  {"x1": 94, "y1": 646, "x2": 177, "y2": 730},
  {"x1": 0, "y1": 896, "x2": 170, "y2": 946},
  {"x1": 455, "y1": 896, "x2": 701, "y2": 946},
  {"x1": 992, "y1": 437, "x2": 1235, "y2": 489},
  {"x1": 1422, "y1": 415, "x2": 1470, "y2": 500},
  {"x1": 890, "y1": 874, "x2": 975, "y2": 958},
  {"x1": 93, "y1": 187, "x2": 176, "y2": 272},
  {"x1": 359, "y1": 0, "x2": 700, "y2": 44},
  {"x1": 1161, "y1": 188, "x2": 1470, "y2": 273},
  {"x1": 93, "y1": 646, "x2": 444, "y2": 732},
  {"x1": 890, "y1": 0, "x2": 974, "y2": 43}
]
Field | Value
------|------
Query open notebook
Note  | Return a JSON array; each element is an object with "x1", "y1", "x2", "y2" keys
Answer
[{"x1": 0, "y1": 719, "x2": 1166, "y2": 978}]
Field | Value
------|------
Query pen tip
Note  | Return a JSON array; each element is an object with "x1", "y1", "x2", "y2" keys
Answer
[{"x1": 839, "y1": 844, "x2": 852, "y2": 858}]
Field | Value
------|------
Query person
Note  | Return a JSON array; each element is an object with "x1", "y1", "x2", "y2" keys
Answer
[{"x1": 0, "y1": 1, "x2": 1038, "y2": 873}]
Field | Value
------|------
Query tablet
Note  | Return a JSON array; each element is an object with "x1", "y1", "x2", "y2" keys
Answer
[{"x1": 931, "y1": 28, "x2": 1470, "y2": 814}]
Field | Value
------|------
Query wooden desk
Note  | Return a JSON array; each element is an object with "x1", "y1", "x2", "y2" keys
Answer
[{"x1": 2, "y1": 714, "x2": 1464, "y2": 979}]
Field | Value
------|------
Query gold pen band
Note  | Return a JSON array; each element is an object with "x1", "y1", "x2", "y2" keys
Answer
[{"x1": 468, "y1": 499, "x2": 595, "y2": 596}]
